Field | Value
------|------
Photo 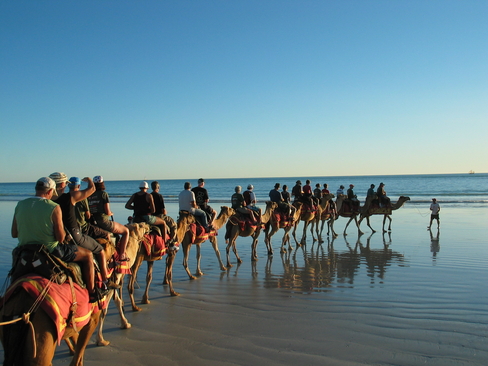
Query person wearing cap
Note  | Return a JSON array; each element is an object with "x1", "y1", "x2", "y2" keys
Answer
[
  {"x1": 376, "y1": 182, "x2": 390, "y2": 207},
  {"x1": 428, "y1": 198, "x2": 441, "y2": 229},
  {"x1": 231, "y1": 186, "x2": 249, "y2": 214},
  {"x1": 367, "y1": 184, "x2": 376, "y2": 199},
  {"x1": 66, "y1": 177, "x2": 118, "y2": 289},
  {"x1": 179, "y1": 182, "x2": 210, "y2": 231},
  {"x1": 125, "y1": 181, "x2": 167, "y2": 227},
  {"x1": 191, "y1": 178, "x2": 217, "y2": 227},
  {"x1": 291, "y1": 180, "x2": 303, "y2": 202},
  {"x1": 88, "y1": 176, "x2": 130, "y2": 262},
  {"x1": 243, "y1": 184, "x2": 262, "y2": 222},
  {"x1": 336, "y1": 185, "x2": 345, "y2": 196},
  {"x1": 12, "y1": 177, "x2": 98, "y2": 297}
]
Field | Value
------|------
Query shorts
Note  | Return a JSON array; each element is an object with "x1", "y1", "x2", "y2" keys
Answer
[
  {"x1": 95, "y1": 217, "x2": 115, "y2": 232},
  {"x1": 85, "y1": 223, "x2": 110, "y2": 240},
  {"x1": 51, "y1": 243, "x2": 78, "y2": 262},
  {"x1": 141, "y1": 215, "x2": 157, "y2": 225},
  {"x1": 431, "y1": 214, "x2": 440, "y2": 220},
  {"x1": 69, "y1": 228, "x2": 103, "y2": 254}
]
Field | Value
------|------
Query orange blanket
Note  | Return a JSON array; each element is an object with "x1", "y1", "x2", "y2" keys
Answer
[
  {"x1": 189, "y1": 223, "x2": 217, "y2": 243},
  {"x1": 4, "y1": 274, "x2": 106, "y2": 344},
  {"x1": 141, "y1": 232, "x2": 170, "y2": 258}
]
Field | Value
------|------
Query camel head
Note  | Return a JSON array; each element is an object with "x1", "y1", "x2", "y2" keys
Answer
[
  {"x1": 219, "y1": 206, "x2": 236, "y2": 218},
  {"x1": 127, "y1": 222, "x2": 151, "y2": 241},
  {"x1": 265, "y1": 201, "x2": 278, "y2": 211}
]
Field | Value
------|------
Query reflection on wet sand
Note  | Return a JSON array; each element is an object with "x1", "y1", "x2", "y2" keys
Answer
[
  {"x1": 429, "y1": 228, "x2": 440, "y2": 261},
  {"x1": 262, "y1": 232, "x2": 407, "y2": 292}
]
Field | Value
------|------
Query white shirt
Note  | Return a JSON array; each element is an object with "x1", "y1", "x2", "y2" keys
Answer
[
  {"x1": 430, "y1": 202, "x2": 440, "y2": 215},
  {"x1": 179, "y1": 189, "x2": 195, "y2": 211}
]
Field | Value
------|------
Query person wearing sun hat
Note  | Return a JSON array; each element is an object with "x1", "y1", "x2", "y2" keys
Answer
[
  {"x1": 49, "y1": 171, "x2": 69, "y2": 200},
  {"x1": 88, "y1": 175, "x2": 130, "y2": 262},
  {"x1": 12, "y1": 177, "x2": 98, "y2": 297}
]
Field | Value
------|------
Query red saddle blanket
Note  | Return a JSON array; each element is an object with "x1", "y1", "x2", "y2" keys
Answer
[
  {"x1": 189, "y1": 223, "x2": 217, "y2": 243},
  {"x1": 272, "y1": 211, "x2": 293, "y2": 227},
  {"x1": 228, "y1": 215, "x2": 260, "y2": 232},
  {"x1": 3, "y1": 274, "x2": 107, "y2": 344},
  {"x1": 141, "y1": 232, "x2": 170, "y2": 259}
]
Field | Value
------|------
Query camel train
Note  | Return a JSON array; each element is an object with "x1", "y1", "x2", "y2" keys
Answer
[{"x1": 0, "y1": 183, "x2": 409, "y2": 365}]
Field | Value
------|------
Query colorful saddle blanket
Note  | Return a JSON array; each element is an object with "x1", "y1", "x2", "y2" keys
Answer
[
  {"x1": 188, "y1": 223, "x2": 217, "y2": 243},
  {"x1": 3, "y1": 274, "x2": 107, "y2": 344},
  {"x1": 141, "y1": 231, "x2": 171, "y2": 259},
  {"x1": 272, "y1": 209, "x2": 293, "y2": 227},
  {"x1": 228, "y1": 214, "x2": 259, "y2": 232}
]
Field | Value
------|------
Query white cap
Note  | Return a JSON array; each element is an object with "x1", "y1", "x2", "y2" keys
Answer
[
  {"x1": 36, "y1": 177, "x2": 56, "y2": 190},
  {"x1": 93, "y1": 175, "x2": 104, "y2": 183},
  {"x1": 139, "y1": 181, "x2": 149, "y2": 189}
]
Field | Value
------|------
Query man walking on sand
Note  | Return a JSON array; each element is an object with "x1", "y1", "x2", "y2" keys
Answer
[{"x1": 428, "y1": 198, "x2": 440, "y2": 229}]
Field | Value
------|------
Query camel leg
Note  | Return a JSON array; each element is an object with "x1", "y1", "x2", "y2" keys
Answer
[
  {"x1": 195, "y1": 244, "x2": 203, "y2": 276},
  {"x1": 300, "y1": 221, "x2": 309, "y2": 245},
  {"x1": 251, "y1": 231, "x2": 260, "y2": 261},
  {"x1": 359, "y1": 215, "x2": 376, "y2": 233},
  {"x1": 291, "y1": 222, "x2": 301, "y2": 246},
  {"x1": 128, "y1": 255, "x2": 144, "y2": 312},
  {"x1": 164, "y1": 249, "x2": 180, "y2": 296},
  {"x1": 112, "y1": 275, "x2": 132, "y2": 329},
  {"x1": 343, "y1": 217, "x2": 354, "y2": 236},
  {"x1": 329, "y1": 218, "x2": 338, "y2": 238},
  {"x1": 210, "y1": 236, "x2": 227, "y2": 271},
  {"x1": 383, "y1": 215, "x2": 392, "y2": 232},
  {"x1": 182, "y1": 241, "x2": 196, "y2": 280},
  {"x1": 141, "y1": 260, "x2": 154, "y2": 305},
  {"x1": 69, "y1": 312, "x2": 101, "y2": 366},
  {"x1": 233, "y1": 240, "x2": 242, "y2": 264},
  {"x1": 267, "y1": 226, "x2": 279, "y2": 255},
  {"x1": 283, "y1": 229, "x2": 293, "y2": 253}
]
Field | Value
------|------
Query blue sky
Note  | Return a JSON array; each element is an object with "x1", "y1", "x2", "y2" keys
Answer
[{"x1": 1, "y1": 0, "x2": 487, "y2": 183}]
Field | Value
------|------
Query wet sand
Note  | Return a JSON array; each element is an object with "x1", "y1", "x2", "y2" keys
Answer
[{"x1": 1, "y1": 202, "x2": 488, "y2": 365}]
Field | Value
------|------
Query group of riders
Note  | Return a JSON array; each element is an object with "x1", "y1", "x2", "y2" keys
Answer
[
  {"x1": 11, "y1": 173, "x2": 392, "y2": 302},
  {"x1": 11, "y1": 172, "x2": 175, "y2": 303}
]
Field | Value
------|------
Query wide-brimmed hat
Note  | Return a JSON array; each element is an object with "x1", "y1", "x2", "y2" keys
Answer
[{"x1": 49, "y1": 172, "x2": 69, "y2": 185}]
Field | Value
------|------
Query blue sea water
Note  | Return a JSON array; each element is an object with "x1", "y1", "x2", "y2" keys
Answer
[{"x1": 1, "y1": 173, "x2": 487, "y2": 206}]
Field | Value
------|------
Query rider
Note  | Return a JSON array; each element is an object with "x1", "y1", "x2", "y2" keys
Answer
[
  {"x1": 125, "y1": 181, "x2": 167, "y2": 227},
  {"x1": 12, "y1": 177, "x2": 99, "y2": 300},
  {"x1": 346, "y1": 184, "x2": 360, "y2": 212},
  {"x1": 179, "y1": 182, "x2": 210, "y2": 232},
  {"x1": 291, "y1": 180, "x2": 303, "y2": 202},
  {"x1": 269, "y1": 183, "x2": 296, "y2": 217},
  {"x1": 191, "y1": 178, "x2": 217, "y2": 227},
  {"x1": 377, "y1": 182, "x2": 390, "y2": 207},
  {"x1": 243, "y1": 184, "x2": 262, "y2": 223}
]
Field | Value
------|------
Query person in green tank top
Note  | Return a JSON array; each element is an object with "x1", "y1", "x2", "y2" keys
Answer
[{"x1": 12, "y1": 177, "x2": 100, "y2": 299}]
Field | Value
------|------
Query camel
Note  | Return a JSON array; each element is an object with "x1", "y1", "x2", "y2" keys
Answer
[
  {"x1": 176, "y1": 206, "x2": 235, "y2": 280},
  {"x1": 0, "y1": 284, "x2": 101, "y2": 366},
  {"x1": 127, "y1": 215, "x2": 179, "y2": 311},
  {"x1": 358, "y1": 195, "x2": 410, "y2": 233},
  {"x1": 291, "y1": 193, "x2": 334, "y2": 245},
  {"x1": 264, "y1": 201, "x2": 303, "y2": 255},
  {"x1": 310, "y1": 194, "x2": 339, "y2": 241},
  {"x1": 335, "y1": 194, "x2": 363, "y2": 236},
  {"x1": 96, "y1": 222, "x2": 153, "y2": 346},
  {"x1": 225, "y1": 201, "x2": 277, "y2": 266}
]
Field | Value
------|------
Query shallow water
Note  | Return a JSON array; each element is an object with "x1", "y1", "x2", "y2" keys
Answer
[{"x1": 1, "y1": 201, "x2": 487, "y2": 365}]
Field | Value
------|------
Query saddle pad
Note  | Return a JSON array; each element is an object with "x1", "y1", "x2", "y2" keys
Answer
[{"x1": 4, "y1": 274, "x2": 105, "y2": 344}]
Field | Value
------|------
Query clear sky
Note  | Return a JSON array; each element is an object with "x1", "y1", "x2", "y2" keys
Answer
[{"x1": 1, "y1": 0, "x2": 487, "y2": 183}]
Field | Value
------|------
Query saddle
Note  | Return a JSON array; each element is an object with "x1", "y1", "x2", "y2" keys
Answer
[
  {"x1": 228, "y1": 213, "x2": 259, "y2": 231},
  {"x1": 10, "y1": 244, "x2": 84, "y2": 287}
]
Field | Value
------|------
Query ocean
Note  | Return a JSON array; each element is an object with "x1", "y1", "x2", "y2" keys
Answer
[{"x1": 1, "y1": 173, "x2": 487, "y2": 206}]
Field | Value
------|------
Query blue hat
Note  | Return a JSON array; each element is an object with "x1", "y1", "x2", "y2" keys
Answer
[{"x1": 68, "y1": 177, "x2": 81, "y2": 188}]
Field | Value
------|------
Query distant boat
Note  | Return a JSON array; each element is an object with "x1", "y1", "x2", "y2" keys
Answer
[{"x1": 469, "y1": 170, "x2": 475, "y2": 174}]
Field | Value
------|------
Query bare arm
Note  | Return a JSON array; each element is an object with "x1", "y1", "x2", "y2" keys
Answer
[
  {"x1": 52, "y1": 205, "x2": 66, "y2": 243},
  {"x1": 70, "y1": 177, "x2": 95, "y2": 203},
  {"x1": 104, "y1": 202, "x2": 114, "y2": 216},
  {"x1": 125, "y1": 194, "x2": 136, "y2": 210}
]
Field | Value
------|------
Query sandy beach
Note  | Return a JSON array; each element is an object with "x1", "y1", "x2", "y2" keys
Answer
[{"x1": 1, "y1": 201, "x2": 488, "y2": 365}]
